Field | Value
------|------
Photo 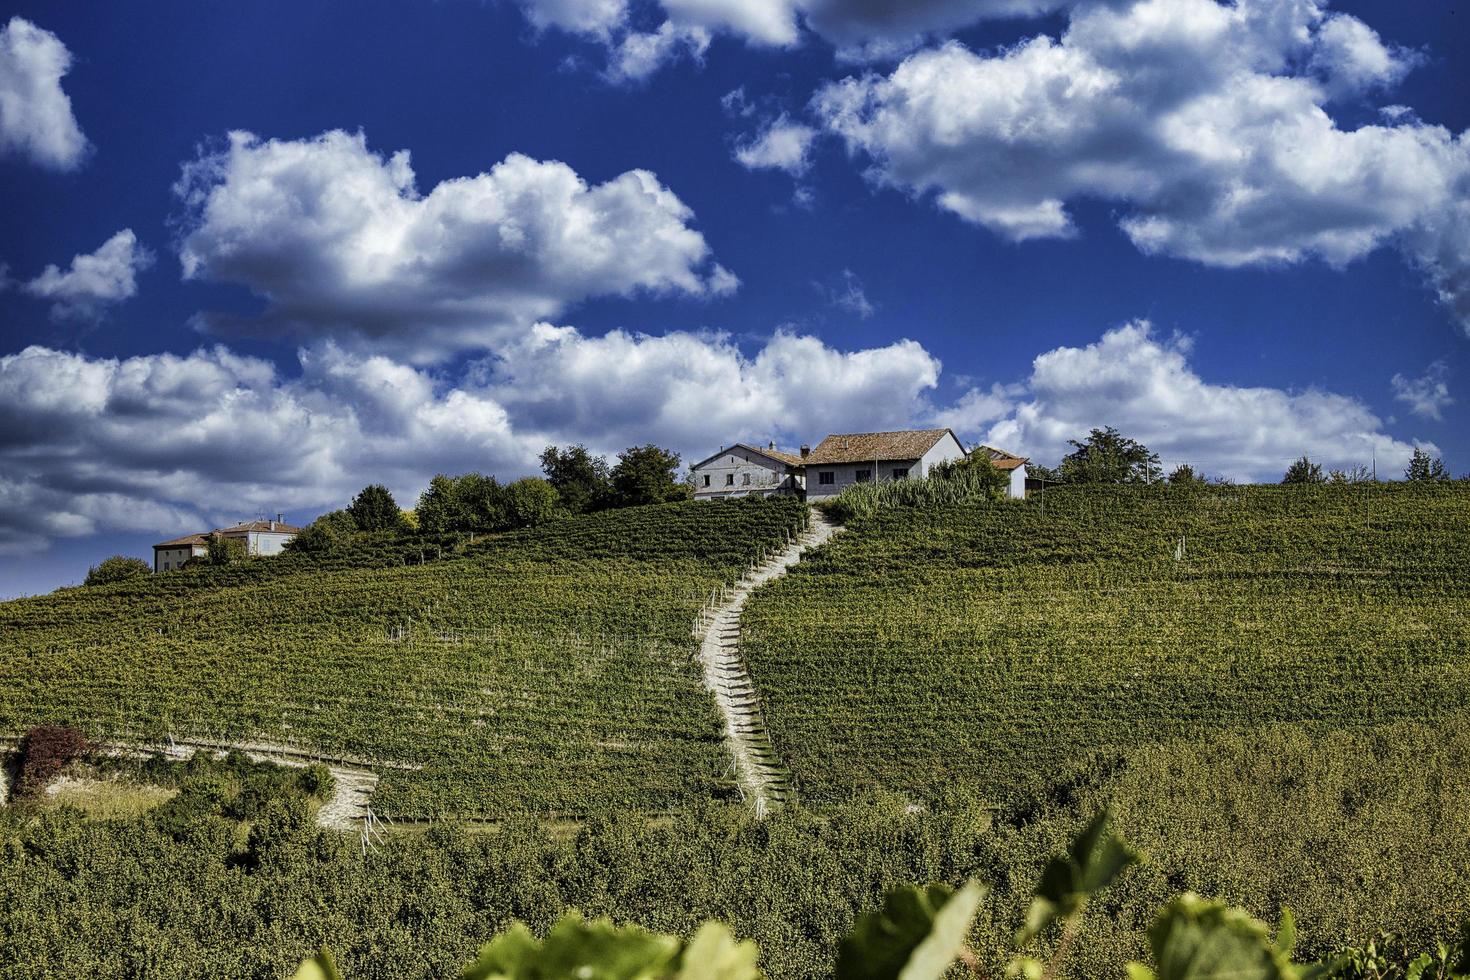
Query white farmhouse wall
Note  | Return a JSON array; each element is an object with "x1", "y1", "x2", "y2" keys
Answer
[
  {"x1": 693, "y1": 447, "x2": 801, "y2": 500},
  {"x1": 1008, "y1": 464, "x2": 1028, "y2": 500},
  {"x1": 245, "y1": 530, "x2": 296, "y2": 555},
  {"x1": 916, "y1": 432, "x2": 966, "y2": 477},
  {"x1": 805, "y1": 460, "x2": 918, "y2": 499}
]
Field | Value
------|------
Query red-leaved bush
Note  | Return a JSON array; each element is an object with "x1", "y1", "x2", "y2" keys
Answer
[{"x1": 16, "y1": 725, "x2": 89, "y2": 799}]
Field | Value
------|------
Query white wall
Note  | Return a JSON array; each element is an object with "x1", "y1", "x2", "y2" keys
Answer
[
  {"x1": 1008, "y1": 464, "x2": 1027, "y2": 500},
  {"x1": 804, "y1": 459, "x2": 918, "y2": 499},
  {"x1": 246, "y1": 530, "x2": 296, "y2": 555},
  {"x1": 917, "y1": 432, "x2": 966, "y2": 477}
]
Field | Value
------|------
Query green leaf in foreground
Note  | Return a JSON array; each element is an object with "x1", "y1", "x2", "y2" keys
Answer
[
  {"x1": 292, "y1": 947, "x2": 343, "y2": 980},
  {"x1": 1018, "y1": 808, "x2": 1140, "y2": 943},
  {"x1": 836, "y1": 879, "x2": 987, "y2": 980},
  {"x1": 458, "y1": 914, "x2": 756, "y2": 980},
  {"x1": 1128, "y1": 893, "x2": 1298, "y2": 980},
  {"x1": 461, "y1": 915, "x2": 678, "y2": 980}
]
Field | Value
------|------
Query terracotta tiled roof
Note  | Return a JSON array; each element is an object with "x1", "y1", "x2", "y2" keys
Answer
[
  {"x1": 805, "y1": 429, "x2": 959, "y2": 465},
  {"x1": 975, "y1": 445, "x2": 1030, "y2": 471},
  {"x1": 153, "y1": 533, "x2": 209, "y2": 549}
]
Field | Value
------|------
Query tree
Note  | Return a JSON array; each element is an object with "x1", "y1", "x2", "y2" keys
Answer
[
  {"x1": 347, "y1": 484, "x2": 404, "y2": 532},
  {"x1": 416, "y1": 475, "x2": 469, "y2": 535},
  {"x1": 501, "y1": 478, "x2": 561, "y2": 528},
  {"x1": 84, "y1": 555, "x2": 151, "y2": 585},
  {"x1": 286, "y1": 510, "x2": 358, "y2": 554},
  {"x1": 1404, "y1": 447, "x2": 1450, "y2": 482},
  {"x1": 1166, "y1": 464, "x2": 1207, "y2": 487},
  {"x1": 541, "y1": 445, "x2": 612, "y2": 514},
  {"x1": 206, "y1": 533, "x2": 246, "y2": 565},
  {"x1": 1058, "y1": 427, "x2": 1161, "y2": 485},
  {"x1": 609, "y1": 444, "x2": 689, "y2": 508},
  {"x1": 1281, "y1": 456, "x2": 1325, "y2": 485},
  {"x1": 1329, "y1": 465, "x2": 1372, "y2": 484}
]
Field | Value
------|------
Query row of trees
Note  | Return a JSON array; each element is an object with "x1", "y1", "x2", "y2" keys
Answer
[
  {"x1": 287, "y1": 443, "x2": 691, "y2": 552},
  {"x1": 1031, "y1": 427, "x2": 1458, "y2": 487}
]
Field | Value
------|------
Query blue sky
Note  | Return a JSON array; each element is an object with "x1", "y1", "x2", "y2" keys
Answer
[{"x1": 1, "y1": 0, "x2": 1467, "y2": 596}]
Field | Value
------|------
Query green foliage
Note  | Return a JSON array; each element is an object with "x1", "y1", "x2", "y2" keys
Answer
[
  {"x1": 287, "y1": 509, "x2": 360, "y2": 554},
  {"x1": 205, "y1": 532, "x2": 246, "y2": 566},
  {"x1": 84, "y1": 554, "x2": 151, "y2": 585},
  {"x1": 348, "y1": 484, "x2": 406, "y2": 532},
  {"x1": 824, "y1": 463, "x2": 1008, "y2": 523},
  {"x1": 542, "y1": 445, "x2": 613, "y2": 515},
  {"x1": 610, "y1": 445, "x2": 690, "y2": 507},
  {"x1": 501, "y1": 478, "x2": 561, "y2": 529},
  {"x1": 1282, "y1": 456, "x2": 1326, "y2": 485},
  {"x1": 1406, "y1": 448, "x2": 1450, "y2": 483},
  {"x1": 1166, "y1": 465, "x2": 1206, "y2": 486},
  {"x1": 1059, "y1": 427, "x2": 1161, "y2": 484}
]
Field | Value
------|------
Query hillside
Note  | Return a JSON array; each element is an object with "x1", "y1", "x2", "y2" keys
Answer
[
  {"x1": 4, "y1": 484, "x2": 1470, "y2": 978},
  {"x1": 0, "y1": 498, "x2": 808, "y2": 817},
  {"x1": 741, "y1": 483, "x2": 1470, "y2": 803}
]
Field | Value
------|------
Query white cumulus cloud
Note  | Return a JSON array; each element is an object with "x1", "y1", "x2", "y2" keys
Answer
[
  {"x1": 734, "y1": 114, "x2": 818, "y2": 175},
  {"x1": 975, "y1": 321, "x2": 1429, "y2": 481},
  {"x1": 173, "y1": 129, "x2": 736, "y2": 362},
  {"x1": 1391, "y1": 361, "x2": 1453, "y2": 421},
  {"x1": 24, "y1": 229, "x2": 153, "y2": 321},
  {"x1": 515, "y1": 0, "x2": 1073, "y2": 76},
  {"x1": 814, "y1": 0, "x2": 1470, "y2": 333},
  {"x1": 0, "y1": 17, "x2": 88, "y2": 170}
]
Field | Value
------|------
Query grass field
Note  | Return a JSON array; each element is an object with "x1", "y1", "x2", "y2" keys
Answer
[
  {"x1": 0, "y1": 498, "x2": 808, "y2": 818},
  {"x1": 740, "y1": 483, "x2": 1470, "y2": 804}
]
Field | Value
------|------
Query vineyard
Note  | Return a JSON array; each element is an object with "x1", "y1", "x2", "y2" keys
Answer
[
  {"x1": 0, "y1": 498, "x2": 809, "y2": 818},
  {"x1": 740, "y1": 483, "x2": 1470, "y2": 804}
]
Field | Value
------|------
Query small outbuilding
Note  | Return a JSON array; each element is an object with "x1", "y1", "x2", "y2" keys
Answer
[{"x1": 972, "y1": 445, "x2": 1030, "y2": 499}]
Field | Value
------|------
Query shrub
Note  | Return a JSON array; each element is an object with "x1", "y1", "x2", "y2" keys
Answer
[
  {"x1": 825, "y1": 464, "x2": 1009, "y2": 523},
  {"x1": 84, "y1": 555, "x2": 151, "y2": 586},
  {"x1": 15, "y1": 724, "x2": 88, "y2": 799}
]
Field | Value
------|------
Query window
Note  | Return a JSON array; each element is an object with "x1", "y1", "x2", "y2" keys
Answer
[
  {"x1": 855, "y1": 469, "x2": 873, "y2": 483},
  {"x1": 726, "y1": 473, "x2": 735, "y2": 486},
  {"x1": 892, "y1": 467, "x2": 909, "y2": 480},
  {"x1": 818, "y1": 471, "x2": 835, "y2": 485},
  {"x1": 742, "y1": 473, "x2": 751, "y2": 486},
  {"x1": 702, "y1": 474, "x2": 711, "y2": 487}
]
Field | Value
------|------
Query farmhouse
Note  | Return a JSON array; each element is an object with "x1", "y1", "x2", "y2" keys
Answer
[
  {"x1": 152, "y1": 518, "x2": 300, "y2": 572},
  {"x1": 690, "y1": 429, "x2": 1031, "y2": 502},
  {"x1": 690, "y1": 442, "x2": 806, "y2": 500},
  {"x1": 802, "y1": 429, "x2": 967, "y2": 499}
]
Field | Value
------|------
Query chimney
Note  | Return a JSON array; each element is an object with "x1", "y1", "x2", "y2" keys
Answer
[
  {"x1": 800, "y1": 444, "x2": 810, "y2": 458},
  {"x1": 768, "y1": 441, "x2": 777, "y2": 452}
]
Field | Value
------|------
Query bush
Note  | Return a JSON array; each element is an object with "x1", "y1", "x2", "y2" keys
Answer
[
  {"x1": 84, "y1": 555, "x2": 151, "y2": 586},
  {"x1": 15, "y1": 725, "x2": 88, "y2": 799}
]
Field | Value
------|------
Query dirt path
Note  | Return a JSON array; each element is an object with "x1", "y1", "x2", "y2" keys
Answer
[
  {"x1": 1, "y1": 735, "x2": 383, "y2": 831},
  {"x1": 696, "y1": 506, "x2": 839, "y2": 816}
]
